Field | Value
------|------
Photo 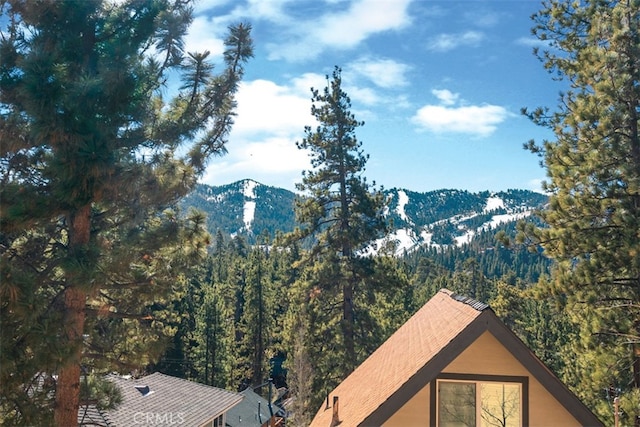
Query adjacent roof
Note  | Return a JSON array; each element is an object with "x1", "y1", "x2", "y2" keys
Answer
[
  {"x1": 77, "y1": 404, "x2": 111, "y2": 426},
  {"x1": 103, "y1": 372, "x2": 242, "y2": 427},
  {"x1": 309, "y1": 288, "x2": 602, "y2": 427},
  {"x1": 226, "y1": 387, "x2": 284, "y2": 427}
]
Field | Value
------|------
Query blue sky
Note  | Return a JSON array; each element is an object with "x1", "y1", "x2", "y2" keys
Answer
[{"x1": 185, "y1": 0, "x2": 560, "y2": 193}]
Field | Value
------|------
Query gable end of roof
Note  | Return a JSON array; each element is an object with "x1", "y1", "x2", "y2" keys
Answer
[
  {"x1": 360, "y1": 310, "x2": 492, "y2": 426},
  {"x1": 364, "y1": 310, "x2": 603, "y2": 427},
  {"x1": 310, "y1": 289, "x2": 602, "y2": 427}
]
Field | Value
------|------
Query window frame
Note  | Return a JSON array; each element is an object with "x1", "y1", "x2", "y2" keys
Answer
[
  {"x1": 430, "y1": 373, "x2": 529, "y2": 427},
  {"x1": 212, "y1": 413, "x2": 224, "y2": 427},
  {"x1": 202, "y1": 413, "x2": 224, "y2": 427}
]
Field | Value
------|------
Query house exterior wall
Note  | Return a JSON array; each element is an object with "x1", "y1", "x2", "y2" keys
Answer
[
  {"x1": 381, "y1": 331, "x2": 582, "y2": 427},
  {"x1": 382, "y1": 382, "x2": 430, "y2": 426}
]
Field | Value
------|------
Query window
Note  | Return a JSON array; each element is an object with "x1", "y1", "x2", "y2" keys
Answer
[
  {"x1": 202, "y1": 414, "x2": 224, "y2": 427},
  {"x1": 212, "y1": 414, "x2": 224, "y2": 427},
  {"x1": 433, "y1": 374, "x2": 527, "y2": 427}
]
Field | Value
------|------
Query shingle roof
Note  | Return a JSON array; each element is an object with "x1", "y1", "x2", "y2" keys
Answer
[
  {"x1": 77, "y1": 404, "x2": 112, "y2": 426},
  {"x1": 104, "y1": 372, "x2": 242, "y2": 426},
  {"x1": 226, "y1": 387, "x2": 284, "y2": 427},
  {"x1": 309, "y1": 288, "x2": 484, "y2": 427},
  {"x1": 309, "y1": 288, "x2": 602, "y2": 427}
]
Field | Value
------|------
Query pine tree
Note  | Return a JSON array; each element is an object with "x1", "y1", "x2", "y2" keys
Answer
[
  {"x1": 287, "y1": 67, "x2": 395, "y2": 407},
  {"x1": 196, "y1": 276, "x2": 234, "y2": 388},
  {"x1": 0, "y1": 1, "x2": 252, "y2": 424},
  {"x1": 238, "y1": 245, "x2": 276, "y2": 391},
  {"x1": 522, "y1": 0, "x2": 640, "y2": 422}
]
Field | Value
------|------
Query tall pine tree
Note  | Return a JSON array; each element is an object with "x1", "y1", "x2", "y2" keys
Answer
[
  {"x1": 0, "y1": 1, "x2": 252, "y2": 425},
  {"x1": 522, "y1": 0, "x2": 640, "y2": 422},
  {"x1": 288, "y1": 67, "x2": 395, "y2": 407}
]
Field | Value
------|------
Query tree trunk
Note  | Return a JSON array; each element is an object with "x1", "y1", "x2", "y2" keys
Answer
[
  {"x1": 338, "y1": 153, "x2": 355, "y2": 370},
  {"x1": 342, "y1": 279, "x2": 355, "y2": 371},
  {"x1": 54, "y1": 205, "x2": 91, "y2": 427}
]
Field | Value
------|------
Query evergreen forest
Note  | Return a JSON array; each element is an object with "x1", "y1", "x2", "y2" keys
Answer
[{"x1": 1, "y1": 1, "x2": 638, "y2": 426}]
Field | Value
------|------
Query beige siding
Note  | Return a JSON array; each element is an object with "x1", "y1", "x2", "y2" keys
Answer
[
  {"x1": 381, "y1": 331, "x2": 582, "y2": 427},
  {"x1": 382, "y1": 382, "x2": 430, "y2": 427},
  {"x1": 444, "y1": 331, "x2": 582, "y2": 427}
]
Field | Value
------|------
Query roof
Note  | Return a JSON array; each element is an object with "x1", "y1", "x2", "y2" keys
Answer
[
  {"x1": 309, "y1": 288, "x2": 602, "y2": 427},
  {"x1": 103, "y1": 372, "x2": 242, "y2": 426},
  {"x1": 226, "y1": 387, "x2": 284, "y2": 427},
  {"x1": 77, "y1": 404, "x2": 111, "y2": 426}
]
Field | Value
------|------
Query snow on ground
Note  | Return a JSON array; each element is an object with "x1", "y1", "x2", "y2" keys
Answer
[
  {"x1": 206, "y1": 193, "x2": 227, "y2": 202},
  {"x1": 243, "y1": 179, "x2": 257, "y2": 199},
  {"x1": 482, "y1": 211, "x2": 531, "y2": 230},
  {"x1": 453, "y1": 213, "x2": 478, "y2": 224},
  {"x1": 395, "y1": 190, "x2": 411, "y2": 223},
  {"x1": 453, "y1": 211, "x2": 533, "y2": 247},
  {"x1": 484, "y1": 195, "x2": 505, "y2": 212},
  {"x1": 391, "y1": 228, "x2": 418, "y2": 255},
  {"x1": 244, "y1": 201, "x2": 256, "y2": 231},
  {"x1": 455, "y1": 230, "x2": 476, "y2": 246},
  {"x1": 242, "y1": 180, "x2": 258, "y2": 232},
  {"x1": 420, "y1": 230, "x2": 433, "y2": 246},
  {"x1": 363, "y1": 228, "x2": 418, "y2": 256}
]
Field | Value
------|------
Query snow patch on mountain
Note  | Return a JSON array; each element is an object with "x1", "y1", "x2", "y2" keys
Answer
[
  {"x1": 365, "y1": 195, "x2": 537, "y2": 255},
  {"x1": 395, "y1": 190, "x2": 411, "y2": 224},
  {"x1": 455, "y1": 230, "x2": 476, "y2": 246},
  {"x1": 205, "y1": 193, "x2": 227, "y2": 203},
  {"x1": 243, "y1": 180, "x2": 258, "y2": 232},
  {"x1": 389, "y1": 228, "x2": 418, "y2": 255},
  {"x1": 482, "y1": 211, "x2": 531, "y2": 230},
  {"x1": 364, "y1": 228, "x2": 419, "y2": 257},
  {"x1": 484, "y1": 195, "x2": 505, "y2": 212},
  {"x1": 420, "y1": 230, "x2": 434, "y2": 246}
]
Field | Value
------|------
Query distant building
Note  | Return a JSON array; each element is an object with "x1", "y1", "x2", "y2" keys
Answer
[
  {"x1": 226, "y1": 387, "x2": 285, "y2": 427},
  {"x1": 79, "y1": 372, "x2": 242, "y2": 427}
]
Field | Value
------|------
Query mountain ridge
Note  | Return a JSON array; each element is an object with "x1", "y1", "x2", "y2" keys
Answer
[{"x1": 180, "y1": 179, "x2": 548, "y2": 253}]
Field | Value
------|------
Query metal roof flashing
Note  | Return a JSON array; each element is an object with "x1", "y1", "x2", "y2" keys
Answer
[{"x1": 443, "y1": 289, "x2": 490, "y2": 311}]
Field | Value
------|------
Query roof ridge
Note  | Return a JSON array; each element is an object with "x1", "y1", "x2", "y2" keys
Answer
[{"x1": 439, "y1": 288, "x2": 490, "y2": 311}]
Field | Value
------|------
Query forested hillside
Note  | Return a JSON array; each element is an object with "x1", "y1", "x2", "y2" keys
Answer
[
  {"x1": 181, "y1": 180, "x2": 296, "y2": 240},
  {"x1": 162, "y1": 72, "x2": 565, "y2": 425},
  {"x1": 181, "y1": 180, "x2": 548, "y2": 249}
]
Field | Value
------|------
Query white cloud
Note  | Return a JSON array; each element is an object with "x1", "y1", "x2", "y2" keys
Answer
[
  {"x1": 348, "y1": 57, "x2": 411, "y2": 89},
  {"x1": 210, "y1": 137, "x2": 309, "y2": 175},
  {"x1": 201, "y1": 136, "x2": 311, "y2": 190},
  {"x1": 268, "y1": 0, "x2": 412, "y2": 62},
  {"x1": 194, "y1": 0, "x2": 294, "y2": 24},
  {"x1": 528, "y1": 178, "x2": 549, "y2": 194},
  {"x1": 191, "y1": 1, "x2": 412, "y2": 62},
  {"x1": 411, "y1": 90, "x2": 509, "y2": 137},
  {"x1": 346, "y1": 86, "x2": 380, "y2": 106},
  {"x1": 200, "y1": 76, "x2": 322, "y2": 189},
  {"x1": 183, "y1": 16, "x2": 226, "y2": 56},
  {"x1": 463, "y1": 10, "x2": 501, "y2": 28},
  {"x1": 291, "y1": 73, "x2": 328, "y2": 95},
  {"x1": 412, "y1": 104, "x2": 508, "y2": 137},
  {"x1": 515, "y1": 36, "x2": 553, "y2": 49},
  {"x1": 432, "y1": 89, "x2": 459, "y2": 106},
  {"x1": 242, "y1": 0, "x2": 293, "y2": 21},
  {"x1": 318, "y1": 0, "x2": 411, "y2": 46},
  {"x1": 232, "y1": 79, "x2": 317, "y2": 137},
  {"x1": 426, "y1": 30, "x2": 484, "y2": 52},
  {"x1": 192, "y1": 0, "x2": 231, "y2": 14},
  {"x1": 291, "y1": 70, "x2": 382, "y2": 108}
]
